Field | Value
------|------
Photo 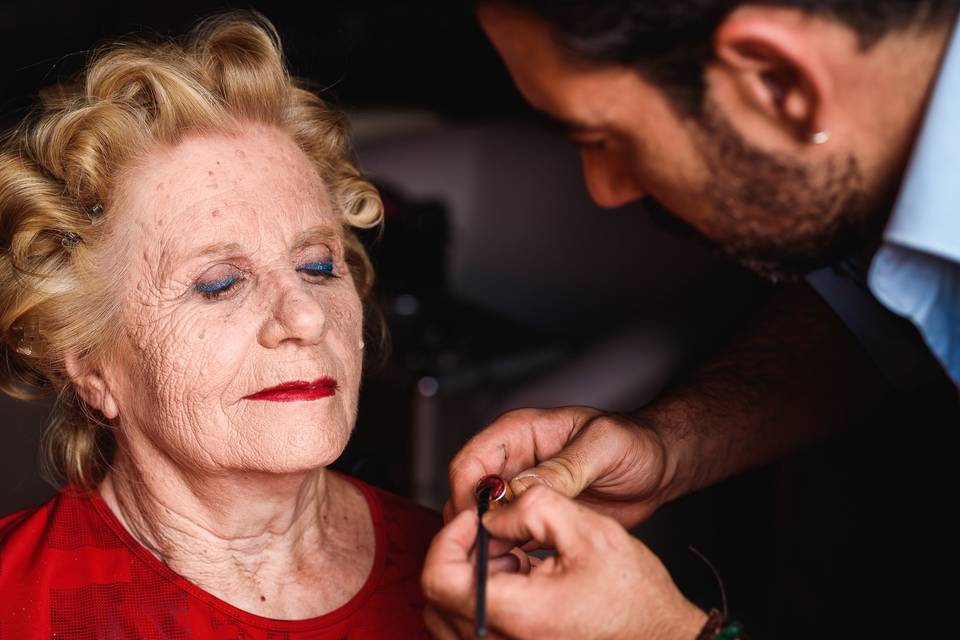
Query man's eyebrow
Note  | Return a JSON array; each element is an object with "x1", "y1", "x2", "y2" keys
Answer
[{"x1": 534, "y1": 110, "x2": 594, "y2": 136}]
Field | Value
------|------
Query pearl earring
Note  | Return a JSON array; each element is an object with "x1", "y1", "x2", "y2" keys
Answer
[{"x1": 810, "y1": 129, "x2": 831, "y2": 145}]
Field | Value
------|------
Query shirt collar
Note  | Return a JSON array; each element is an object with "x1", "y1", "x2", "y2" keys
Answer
[{"x1": 882, "y1": 16, "x2": 960, "y2": 263}]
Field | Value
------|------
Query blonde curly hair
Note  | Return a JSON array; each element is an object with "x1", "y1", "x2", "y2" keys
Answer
[{"x1": 0, "y1": 12, "x2": 383, "y2": 491}]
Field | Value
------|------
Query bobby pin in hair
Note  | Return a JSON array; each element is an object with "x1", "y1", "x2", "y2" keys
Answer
[
  {"x1": 85, "y1": 202, "x2": 105, "y2": 225},
  {"x1": 61, "y1": 232, "x2": 82, "y2": 249}
]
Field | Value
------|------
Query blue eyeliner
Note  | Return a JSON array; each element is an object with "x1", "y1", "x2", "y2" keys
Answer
[
  {"x1": 195, "y1": 274, "x2": 240, "y2": 294},
  {"x1": 298, "y1": 261, "x2": 334, "y2": 275}
]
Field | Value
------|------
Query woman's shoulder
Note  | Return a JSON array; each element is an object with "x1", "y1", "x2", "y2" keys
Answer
[
  {"x1": 0, "y1": 486, "x2": 133, "y2": 636},
  {"x1": 0, "y1": 487, "x2": 124, "y2": 580},
  {"x1": 0, "y1": 491, "x2": 60, "y2": 555}
]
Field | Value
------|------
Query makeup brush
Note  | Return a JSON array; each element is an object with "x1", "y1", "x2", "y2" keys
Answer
[{"x1": 474, "y1": 475, "x2": 514, "y2": 637}]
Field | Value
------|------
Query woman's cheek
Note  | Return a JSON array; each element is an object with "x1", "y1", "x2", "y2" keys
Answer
[
  {"x1": 139, "y1": 309, "x2": 244, "y2": 405},
  {"x1": 183, "y1": 319, "x2": 254, "y2": 401}
]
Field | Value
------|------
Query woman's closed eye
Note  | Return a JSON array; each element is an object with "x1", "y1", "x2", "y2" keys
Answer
[
  {"x1": 195, "y1": 273, "x2": 244, "y2": 300},
  {"x1": 193, "y1": 260, "x2": 336, "y2": 302},
  {"x1": 297, "y1": 260, "x2": 337, "y2": 279}
]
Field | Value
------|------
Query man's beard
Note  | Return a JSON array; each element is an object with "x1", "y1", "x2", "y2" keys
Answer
[{"x1": 668, "y1": 100, "x2": 888, "y2": 282}]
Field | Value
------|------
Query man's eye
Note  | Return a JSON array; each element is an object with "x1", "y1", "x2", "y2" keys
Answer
[
  {"x1": 297, "y1": 261, "x2": 336, "y2": 278},
  {"x1": 195, "y1": 274, "x2": 242, "y2": 300},
  {"x1": 573, "y1": 137, "x2": 607, "y2": 151}
]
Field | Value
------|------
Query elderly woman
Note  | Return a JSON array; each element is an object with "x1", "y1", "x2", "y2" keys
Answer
[{"x1": 0, "y1": 13, "x2": 440, "y2": 638}]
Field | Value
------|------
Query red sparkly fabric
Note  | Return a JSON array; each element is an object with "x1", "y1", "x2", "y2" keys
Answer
[{"x1": 0, "y1": 476, "x2": 441, "y2": 639}]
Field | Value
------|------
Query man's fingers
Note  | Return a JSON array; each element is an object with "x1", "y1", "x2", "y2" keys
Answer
[
  {"x1": 422, "y1": 510, "x2": 479, "y2": 616},
  {"x1": 508, "y1": 413, "x2": 630, "y2": 501},
  {"x1": 425, "y1": 605, "x2": 509, "y2": 640},
  {"x1": 482, "y1": 484, "x2": 605, "y2": 556},
  {"x1": 425, "y1": 604, "x2": 512, "y2": 640},
  {"x1": 488, "y1": 546, "x2": 534, "y2": 575},
  {"x1": 447, "y1": 408, "x2": 602, "y2": 515},
  {"x1": 482, "y1": 570, "x2": 555, "y2": 635},
  {"x1": 488, "y1": 552, "x2": 520, "y2": 575},
  {"x1": 430, "y1": 509, "x2": 479, "y2": 561},
  {"x1": 423, "y1": 604, "x2": 462, "y2": 640}
]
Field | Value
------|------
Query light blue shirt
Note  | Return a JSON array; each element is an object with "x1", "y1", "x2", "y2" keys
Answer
[
  {"x1": 868, "y1": 18, "x2": 960, "y2": 384},
  {"x1": 810, "y1": 18, "x2": 960, "y2": 387}
]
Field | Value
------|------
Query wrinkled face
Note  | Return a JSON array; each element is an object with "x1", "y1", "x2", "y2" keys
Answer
[
  {"x1": 102, "y1": 125, "x2": 364, "y2": 475},
  {"x1": 479, "y1": 6, "x2": 879, "y2": 281}
]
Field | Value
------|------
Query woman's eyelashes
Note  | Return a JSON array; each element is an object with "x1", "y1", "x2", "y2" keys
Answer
[
  {"x1": 195, "y1": 273, "x2": 244, "y2": 300},
  {"x1": 297, "y1": 260, "x2": 336, "y2": 279},
  {"x1": 193, "y1": 260, "x2": 336, "y2": 301}
]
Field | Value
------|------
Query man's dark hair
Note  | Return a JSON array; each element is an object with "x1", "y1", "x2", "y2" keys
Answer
[{"x1": 479, "y1": 0, "x2": 960, "y2": 114}]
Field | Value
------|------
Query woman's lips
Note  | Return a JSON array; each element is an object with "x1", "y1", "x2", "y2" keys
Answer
[{"x1": 243, "y1": 377, "x2": 338, "y2": 402}]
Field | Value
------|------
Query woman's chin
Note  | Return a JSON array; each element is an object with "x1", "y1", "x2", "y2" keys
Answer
[
  {"x1": 203, "y1": 418, "x2": 352, "y2": 477},
  {"x1": 267, "y1": 430, "x2": 350, "y2": 473}
]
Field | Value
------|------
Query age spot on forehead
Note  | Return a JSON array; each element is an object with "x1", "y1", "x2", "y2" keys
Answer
[{"x1": 210, "y1": 209, "x2": 220, "y2": 218}]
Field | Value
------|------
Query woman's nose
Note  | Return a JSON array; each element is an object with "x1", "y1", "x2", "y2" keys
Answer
[
  {"x1": 580, "y1": 148, "x2": 647, "y2": 209},
  {"x1": 258, "y1": 281, "x2": 327, "y2": 348}
]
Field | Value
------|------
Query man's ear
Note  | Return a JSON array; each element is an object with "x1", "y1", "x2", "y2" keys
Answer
[
  {"x1": 711, "y1": 6, "x2": 837, "y2": 142},
  {"x1": 64, "y1": 353, "x2": 119, "y2": 420}
]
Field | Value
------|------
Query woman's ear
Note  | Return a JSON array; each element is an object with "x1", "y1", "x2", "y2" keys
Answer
[
  {"x1": 64, "y1": 353, "x2": 119, "y2": 419},
  {"x1": 711, "y1": 6, "x2": 835, "y2": 142}
]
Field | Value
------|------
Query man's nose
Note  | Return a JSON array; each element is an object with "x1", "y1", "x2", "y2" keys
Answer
[
  {"x1": 257, "y1": 278, "x2": 326, "y2": 348},
  {"x1": 580, "y1": 149, "x2": 647, "y2": 209}
]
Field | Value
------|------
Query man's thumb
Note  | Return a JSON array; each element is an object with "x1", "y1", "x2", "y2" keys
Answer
[{"x1": 508, "y1": 433, "x2": 600, "y2": 499}]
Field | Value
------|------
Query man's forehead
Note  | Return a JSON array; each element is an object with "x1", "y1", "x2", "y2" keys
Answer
[
  {"x1": 479, "y1": 4, "x2": 647, "y2": 126},
  {"x1": 478, "y1": 4, "x2": 569, "y2": 107}
]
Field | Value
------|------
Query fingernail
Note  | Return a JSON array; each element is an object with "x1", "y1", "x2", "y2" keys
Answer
[
  {"x1": 481, "y1": 511, "x2": 495, "y2": 527},
  {"x1": 510, "y1": 474, "x2": 542, "y2": 494}
]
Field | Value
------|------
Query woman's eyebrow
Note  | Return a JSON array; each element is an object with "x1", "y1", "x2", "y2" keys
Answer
[
  {"x1": 293, "y1": 224, "x2": 341, "y2": 251},
  {"x1": 159, "y1": 240, "x2": 245, "y2": 281},
  {"x1": 185, "y1": 241, "x2": 246, "y2": 261},
  {"x1": 162, "y1": 225, "x2": 340, "y2": 281}
]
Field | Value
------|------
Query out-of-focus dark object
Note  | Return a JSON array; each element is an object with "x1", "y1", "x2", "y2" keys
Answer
[
  {"x1": 0, "y1": 0, "x2": 526, "y2": 130},
  {"x1": 334, "y1": 183, "x2": 567, "y2": 499},
  {"x1": 366, "y1": 183, "x2": 450, "y2": 296}
]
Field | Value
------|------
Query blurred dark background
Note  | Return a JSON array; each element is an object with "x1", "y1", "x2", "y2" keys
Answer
[
  {"x1": 0, "y1": 0, "x2": 527, "y2": 128},
  {"x1": 3, "y1": 2, "x2": 954, "y2": 637}
]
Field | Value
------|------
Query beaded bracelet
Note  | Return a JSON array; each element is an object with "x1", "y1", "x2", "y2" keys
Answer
[{"x1": 696, "y1": 608, "x2": 745, "y2": 640}]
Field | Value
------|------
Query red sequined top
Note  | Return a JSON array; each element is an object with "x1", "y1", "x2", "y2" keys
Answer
[{"x1": 0, "y1": 476, "x2": 441, "y2": 639}]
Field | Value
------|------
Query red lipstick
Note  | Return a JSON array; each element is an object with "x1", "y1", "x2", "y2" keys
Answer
[{"x1": 243, "y1": 377, "x2": 338, "y2": 402}]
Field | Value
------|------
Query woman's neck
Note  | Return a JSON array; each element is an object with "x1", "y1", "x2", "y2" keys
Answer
[{"x1": 99, "y1": 446, "x2": 375, "y2": 620}]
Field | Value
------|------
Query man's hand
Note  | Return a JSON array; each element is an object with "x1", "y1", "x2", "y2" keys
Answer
[
  {"x1": 445, "y1": 406, "x2": 676, "y2": 529},
  {"x1": 423, "y1": 485, "x2": 707, "y2": 640},
  {"x1": 446, "y1": 285, "x2": 890, "y2": 530}
]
